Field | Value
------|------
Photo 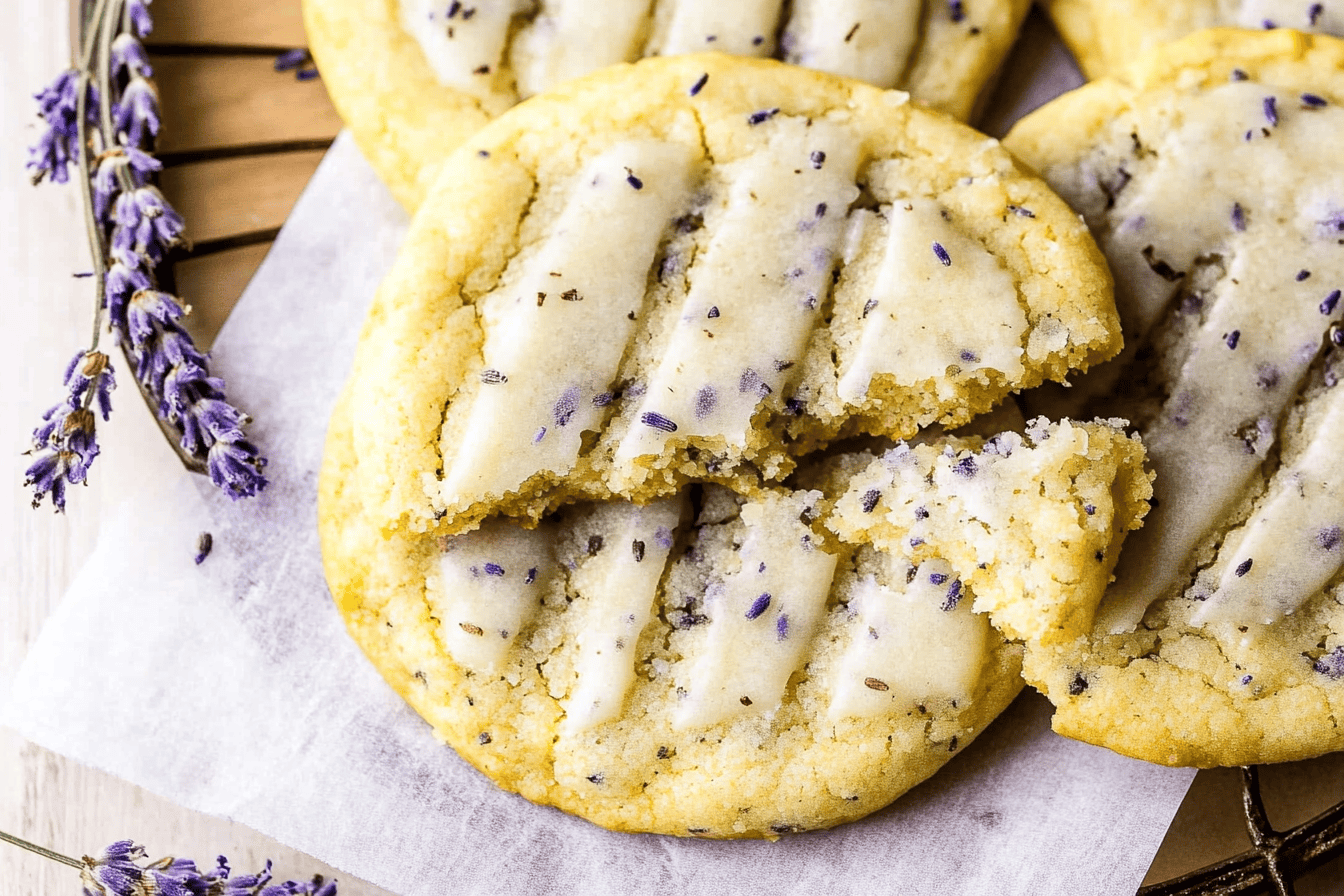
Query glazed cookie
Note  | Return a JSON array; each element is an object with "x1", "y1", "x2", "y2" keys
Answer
[
  {"x1": 1003, "y1": 29, "x2": 1344, "y2": 766},
  {"x1": 304, "y1": 0, "x2": 1033, "y2": 208},
  {"x1": 339, "y1": 53, "x2": 1119, "y2": 537},
  {"x1": 320, "y1": 385, "x2": 1151, "y2": 836},
  {"x1": 1043, "y1": 0, "x2": 1344, "y2": 80}
]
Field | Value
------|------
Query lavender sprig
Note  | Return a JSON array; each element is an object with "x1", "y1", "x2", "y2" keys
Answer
[
  {"x1": 0, "y1": 831, "x2": 336, "y2": 896},
  {"x1": 25, "y1": 0, "x2": 268, "y2": 510}
]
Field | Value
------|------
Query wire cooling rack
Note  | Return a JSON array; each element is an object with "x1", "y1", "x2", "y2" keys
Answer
[{"x1": 124, "y1": 3, "x2": 1344, "y2": 894}]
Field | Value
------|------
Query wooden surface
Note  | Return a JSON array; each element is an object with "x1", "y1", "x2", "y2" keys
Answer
[{"x1": 2, "y1": 1, "x2": 1341, "y2": 893}]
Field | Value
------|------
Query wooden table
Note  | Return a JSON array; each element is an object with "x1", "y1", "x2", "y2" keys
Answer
[{"x1": 2, "y1": 1, "x2": 1341, "y2": 893}]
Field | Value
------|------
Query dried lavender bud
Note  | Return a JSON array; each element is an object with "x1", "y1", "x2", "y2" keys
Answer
[
  {"x1": 484, "y1": 562, "x2": 504, "y2": 577},
  {"x1": 1263, "y1": 96, "x2": 1279, "y2": 126},
  {"x1": 480, "y1": 368, "x2": 507, "y2": 384},
  {"x1": 745, "y1": 593, "x2": 772, "y2": 620},
  {"x1": 941, "y1": 579, "x2": 963, "y2": 611},
  {"x1": 1302, "y1": 92, "x2": 1328, "y2": 108},
  {"x1": 694, "y1": 385, "x2": 717, "y2": 419},
  {"x1": 932, "y1": 241, "x2": 952, "y2": 266},
  {"x1": 1315, "y1": 647, "x2": 1344, "y2": 678},
  {"x1": 1231, "y1": 202, "x2": 1246, "y2": 232},
  {"x1": 689, "y1": 73, "x2": 708, "y2": 96},
  {"x1": 776, "y1": 613, "x2": 789, "y2": 641},
  {"x1": 1297, "y1": 269, "x2": 1312, "y2": 282},
  {"x1": 948, "y1": 0, "x2": 966, "y2": 22},
  {"x1": 113, "y1": 77, "x2": 160, "y2": 146},
  {"x1": 953, "y1": 456, "x2": 977, "y2": 478},
  {"x1": 1322, "y1": 290, "x2": 1340, "y2": 314},
  {"x1": 1319, "y1": 527, "x2": 1342, "y2": 551},
  {"x1": 810, "y1": 150, "x2": 825, "y2": 169},
  {"x1": 194, "y1": 531, "x2": 212, "y2": 565},
  {"x1": 625, "y1": 168, "x2": 643, "y2": 190},
  {"x1": 747, "y1": 108, "x2": 779, "y2": 125},
  {"x1": 1225, "y1": 330, "x2": 1241, "y2": 350},
  {"x1": 640, "y1": 411, "x2": 677, "y2": 433},
  {"x1": 1234, "y1": 558, "x2": 1254, "y2": 577},
  {"x1": 861, "y1": 489, "x2": 881, "y2": 513},
  {"x1": 26, "y1": 69, "x2": 99, "y2": 186}
]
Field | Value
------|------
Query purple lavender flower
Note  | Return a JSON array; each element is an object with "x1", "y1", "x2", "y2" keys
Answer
[
  {"x1": 113, "y1": 186, "x2": 184, "y2": 263},
  {"x1": 27, "y1": 69, "x2": 98, "y2": 185},
  {"x1": 113, "y1": 78, "x2": 161, "y2": 147},
  {"x1": 125, "y1": 0, "x2": 154, "y2": 36},
  {"x1": 78, "y1": 841, "x2": 336, "y2": 896},
  {"x1": 25, "y1": 351, "x2": 115, "y2": 511},
  {"x1": 25, "y1": 0, "x2": 268, "y2": 510},
  {"x1": 110, "y1": 33, "x2": 152, "y2": 79}
]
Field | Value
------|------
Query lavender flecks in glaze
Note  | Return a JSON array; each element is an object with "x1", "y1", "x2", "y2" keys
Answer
[
  {"x1": 707, "y1": 305, "x2": 720, "y2": 319},
  {"x1": 1298, "y1": 269, "x2": 1312, "y2": 281},
  {"x1": 1231, "y1": 68, "x2": 1249, "y2": 81},
  {"x1": 640, "y1": 411, "x2": 677, "y2": 433},
  {"x1": 689, "y1": 73, "x2": 708, "y2": 96},
  {"x1": 738, "y1": 368, "x2": 770, "y2": 397},
  {"x1": 1007, "y1": 204, "x2": 1035, "y2": 217},
  {"x1": 1319, "y1": 526, "x2": 1342, "y2": 551},
  {"x1": 1310, "y1": 3, "x2": 1325, "y2": 26},
  {"x1": 932, "y1": 241, "x2": 952, "y2": 266},
  {"x1": 1313, "y1": 647, "x2": 1344, "y2": 678},
  {"x1": 655, "y1": 526, "x2": 673, "y2": 549},
  {"x1": 1303, "y1": 92, "x2": 1328, "y2": 109},
  {"x1": 776, "y1": 614, "x2": 789, "y2": 641},
  {"x1": 914, "y1": 506, "x2": 929, "y2": 520},
  {"x1": 810, "y1": 150, "x2": 825, "y2": 169},
  {"x1": 480, "y1": 368, "x2": 507, "y2": 384},
  {"x1": 1232, "y1": 202, "x2": 1247, "y2": 232},
  {"x1": 941, "y1": 580, "x2": 963, "y2": 611},
  {"x1": 1234, "y1": 557, "x2": 1254, "y2": 577},
  {"x1": 747, "y1": 108, "x2": 780, "y2": 126},
  {"x1": 1225, "y1": 330, "x2": 1242, "y2": 350},
  {"x1": 861, "y1": 489, "x2": 881, "y2": 513},
  {"x1": 929, "y1": 572, "x2": 948, "y2": 585},
  {"x1": 484, "y1": 562, "x2": 504, "y2": 577},
  {"x1": 1263, "y1": 96, "x2": 1279, "y2": 126},
  {"x1": 552, "y1": 387, "x2": 579, "y2": 427},
  {"x1": 625, "y1": 170, "x2": 643, "y2": 190},
  {"x1": 694, "y1": 385, "x2": 717, "y2": 419},
  {"x1": 948, "y1": 0, "x2": 966, "y2": 23},
  {"x1": 1322, "y1": 290, "x2": 1340, "y2": 314},
  {"x1": 524, "y1": 566, "x2": 537, "y2": 584},
  {"x1": 745, "y1": 593, "x2": 772, "y2": 620},
  {"x1": 862, "y1": 299, "x2": 878, "y2": 318},
  {"x1": 953, "y1": 456, "x2": 977, "y2": 478},
  {"x1": 631, "y1": 539, "x2": 645, "y2": 562}
]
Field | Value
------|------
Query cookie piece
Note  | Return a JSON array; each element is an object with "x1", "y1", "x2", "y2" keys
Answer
[
  {"x1": 320, "y1": 387, "x2": 1151, "y2": 836},
  {"x1": 304, "y1": 0, "x2": 1033, "y2": 209},
  {"x1": 339, "y1": 53, "x2": 1118, "y2": 536},
  {"x1": 1004, "y1": 29, "x2": 1344, "y2": 766},
  {"x1": 1042, "y1": 0, "x2": 1344, "y2": 80}
]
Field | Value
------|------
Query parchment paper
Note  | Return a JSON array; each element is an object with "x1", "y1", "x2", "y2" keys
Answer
[{"x1": 4, "y1": 36, "x2": 1197, "y2": 895}]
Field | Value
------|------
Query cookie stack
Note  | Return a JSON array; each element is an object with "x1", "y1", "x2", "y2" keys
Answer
[{"x1": 310, "y1": 0, "x2": 1344, "y2": 837}]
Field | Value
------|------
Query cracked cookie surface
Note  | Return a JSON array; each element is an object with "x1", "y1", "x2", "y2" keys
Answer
[
  {"x1": 1004, "y1": 28, "x2": 1344, "y2": 766},
  {"x1": 303, "y1": 0, "x2": 1032, "y2": 209},
  {"x1": 321, "y1": 380, "x2": 1151, "y2": 835},
  {"x1": 338, "y1": 53, "x2": 1119, "y2": 538}
]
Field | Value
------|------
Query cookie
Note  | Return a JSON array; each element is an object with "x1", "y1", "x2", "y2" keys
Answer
[
  {"x1": 1003, "y1": 29, "x2": 1344, "y2": 766},
  {"x1": 304, "y1": 0, "x2": 1033, "y2": 209},
  {"x1": 320, "y1": 380, "x2": 1152, "y2": 835},
  {"x1": 1042, "y1": 0, "x2": 1344, "y2": 80},
  {"x1": 337, "y1": 53, "x2": 1119, "y2": 537}
]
